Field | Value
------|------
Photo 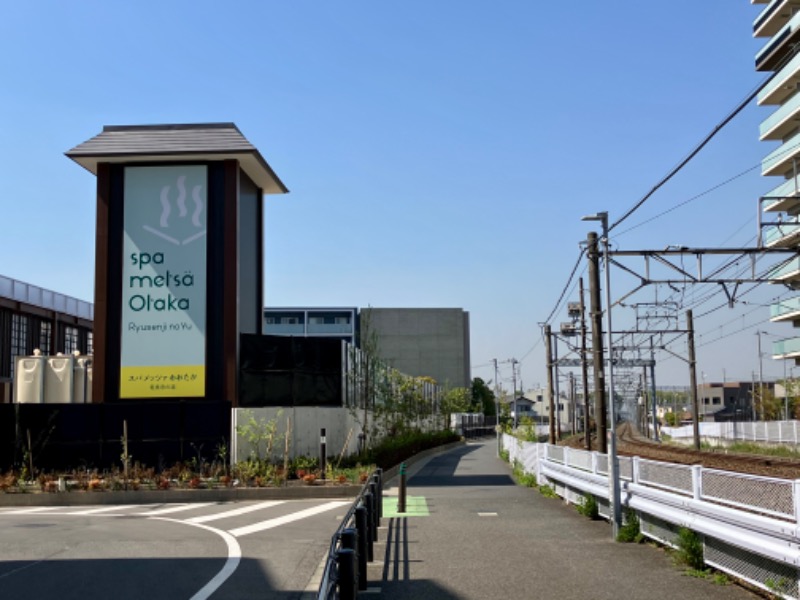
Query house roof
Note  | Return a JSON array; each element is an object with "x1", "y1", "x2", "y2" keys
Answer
[{"x1": 66, "y1": 123, "x2": 288, "y2": 194}]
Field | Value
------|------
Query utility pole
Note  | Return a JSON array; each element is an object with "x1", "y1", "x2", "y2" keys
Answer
[
  {"x1": 493, "y1": 358, "x2": 499, "y2": 456},
  {"x1": 569, "y1": 371, "x2": 576, "y2": 435},
  {"x1": 579, "y1": 277, "x2": 591, "y2": 451},
  {"x1": 511, "y1": 358, "x2": 518, "y2": 429},
  {"x1": 545, "y1": 325, "x2": 556, "y2": 444},
  {"x1": 553, "y1": 336, "x2": 561, "y2": 441},
  {"x1": 641, "y1": 367, "x2": 649, "y2": 437},
  {"x1": 687, "y1": 310, "x2": 700, "y2": 451},
  {"x1": 650, "y1": 337, "x2": 659, "y2": 442},
  {"x1": 758, "y1": 333, "x2": 764, "y2": 421},
  {"x1": 587, "y1": 232, "x2": 607, "y2": 453}
]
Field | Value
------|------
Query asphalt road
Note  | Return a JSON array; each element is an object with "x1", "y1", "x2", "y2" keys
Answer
[{"x1": 0, "y1": 499, "x2": 350, "y2": 599}]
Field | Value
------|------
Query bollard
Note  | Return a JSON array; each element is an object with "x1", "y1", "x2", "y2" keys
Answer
[
  {"x1": 355, "y1": 506, "x2": 369, "y2": 590},
  {"x1": 320, "y1": 428, "x2": 327, "y2": 480},
  {"x1": 336, "y1": 548, "x2": 357, "y2": 600},
  {"x1": 398, "y1": 462, "x2": 407, "y2": 513},
  {"x1": 364, "y1": 491, "x2": 375, "y2": 562},
  {"x1": 340, "y1": 528, "x2": 359, "y2": 592}
]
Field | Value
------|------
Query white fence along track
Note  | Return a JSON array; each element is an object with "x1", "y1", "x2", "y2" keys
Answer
[{"x1": 502, "y1": 434, "x2": 800, "y2": 599}]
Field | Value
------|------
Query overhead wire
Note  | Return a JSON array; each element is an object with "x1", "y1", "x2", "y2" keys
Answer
[{"x1": 609, "y1": 67, "x2": 778, "y2": 234}]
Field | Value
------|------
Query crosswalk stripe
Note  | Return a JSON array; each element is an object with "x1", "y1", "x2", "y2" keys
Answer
[
  {"x1": 70, "y1": 505, "x2": 137, "y2": 515},
  {"x1": 228, "y1": 501, "x2": 350, "y2": 538},
  {"x1": 137, "y1": 503, "x2": 215, "y2": 516},
  {"x1": 185, "y1": 500, "x2": 285, "y2": 524},
  {"x1": 0, "y1": 506, "x2": 61, "y2": 515}
]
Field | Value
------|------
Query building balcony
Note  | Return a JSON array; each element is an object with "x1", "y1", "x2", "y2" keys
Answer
[
  {"x1": 264, "y1": 323, "x2": 305, "y2": 335},
  {"x1": 764, "y1": 220, "x2": 800, "y2": 246},
  {"x1": 769, "y1": 255, "x2": 800, "y2": 282},
  {"x1": 306, "y1": 323, "x2": 354, "y2": 335},
  {"x1": 759, "y1": 50, "x2": 800, "y2": 106},
  {"x1": 772, "y1": 335, "x2": 800, "y2": 359},
  {"x1": 761, "y1": 129, "x2": 800, "y2": 176},
  {"x1": 760, "y1": 88, "x2": 800, "y2": 140},
  {"x1": 754, "y1": 0, "x2": 800, "y2": 38},
  {"x1": 756, "y1": 10, "x2": 800, "y2": 71},
  {"x1": 771, "y1": 296, "x2": 800, "y2": 321},
  {"x1": 762, "y1": 175, "x2": 800, "y2": 212}
]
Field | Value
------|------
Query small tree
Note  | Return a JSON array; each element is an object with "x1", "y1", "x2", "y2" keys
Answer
[
  {"x1": 441, "y1": 387, "x2": 472, "y2": 430},
  {"x1": 663, "y1": 411, "x2": 680, "y2": 427},
  {"x1": 471, "y1": 377, "x2": 497, "y2": 416},
  {"x1": 754, "y1": 387, "x2": 783, "y2": 421}
]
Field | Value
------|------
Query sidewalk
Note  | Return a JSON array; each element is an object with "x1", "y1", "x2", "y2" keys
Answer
[{"x1": 369, "y1": 439, "x2": 758, "y2": 600}]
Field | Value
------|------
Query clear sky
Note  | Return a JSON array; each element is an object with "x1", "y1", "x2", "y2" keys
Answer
[{"x1": 0, "y1": 2, "x2": 790, "y2": 393}]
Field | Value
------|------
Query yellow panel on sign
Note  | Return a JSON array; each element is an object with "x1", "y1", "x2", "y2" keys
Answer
[{"x1": 120, "y1": 365, "x2": 205, "y2": 398}]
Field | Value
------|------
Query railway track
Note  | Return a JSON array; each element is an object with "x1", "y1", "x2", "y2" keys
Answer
[{"x1": 563, "y1": 421, "x2": 800, "y2": 480}]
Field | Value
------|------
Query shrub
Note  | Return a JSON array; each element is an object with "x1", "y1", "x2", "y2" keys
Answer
[
  {"x1": 616, "y1": 509, "x2": 642, "y2": 543},
  {"x1": 675, "y1": 527, "x2": 704, "y2": 571},
  {"x1": 347, "y1": 430, "x2": 460, "y2": 470},
  {"x1": 576, "y1": 494, "x2": 599, "y2": 519}
]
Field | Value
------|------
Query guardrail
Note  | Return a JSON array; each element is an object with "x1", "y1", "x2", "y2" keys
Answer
[
  {"x1": 503, "y1": 434, "x2": 800, "y2": 599},
  {"x1": 317, "y1": 468, "x2": 383, "y2": 600}
]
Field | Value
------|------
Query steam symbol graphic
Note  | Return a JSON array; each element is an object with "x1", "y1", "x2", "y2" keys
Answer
[{"x1": 143, "y1": 175, "x2": 206, "y2": 246}]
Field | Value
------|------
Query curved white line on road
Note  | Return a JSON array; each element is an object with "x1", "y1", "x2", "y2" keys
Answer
[{"x1": 153, "y1": 516, "x2": 242, "y2": 600}]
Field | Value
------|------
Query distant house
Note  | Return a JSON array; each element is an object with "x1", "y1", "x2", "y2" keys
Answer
[{"x1": 697, "y1": 382, "x2": 760, "y2": 422}]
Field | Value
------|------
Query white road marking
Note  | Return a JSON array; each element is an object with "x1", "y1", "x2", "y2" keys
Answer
[
  {"x1": 185, "y1": 500, "x2": 285, "y2": 524},
  {"x1": 0, "y1": 506, "x2": 62, "y2": 515},
  {"x1": 154, "y1": 517, "x2": 241, "y2": 600},
  {"x1": 70, "y1": 505, "x2": 137, "y2": 515},
  {"x1": 136, "y1": 503, "x2": 215, "y2": 516},
  {"x1": 478, "y1": 512, "x2": 498, "y2": 517},
  {"x1": 229, "y1": 501, "x2": 350, "y2": 538}
]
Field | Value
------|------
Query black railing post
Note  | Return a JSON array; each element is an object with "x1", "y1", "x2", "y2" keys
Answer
[
  {"x1": 336, "y1": 548, "x2": 356, "y2": 600},
  {"x1": 340, "y1": 528, "x2": 358, "y2": 592},
  {"x1": 355, "y1": 506, "x2": 368, "y2": 591},
  {"x1": 372, "y1": 472, "x2": 383, "y2": 520},
  {"x1": 369, "y1": 480, "x2": 379, "y2": 532},
  {"x1": 364, "y1": 491, "x2": 375, "y2": 562}
]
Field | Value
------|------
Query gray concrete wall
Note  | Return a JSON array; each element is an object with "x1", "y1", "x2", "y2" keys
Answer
[
  {"x1": 366, "y1": 308, "x2": 471, "y2": 388},
  {"x1": 232, "y1": 407, "x2": 363, "y2": 463}
]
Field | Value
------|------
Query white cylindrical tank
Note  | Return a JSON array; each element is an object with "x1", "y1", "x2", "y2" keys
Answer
[
  {"x1": 15, "y1": 356, "x2": 45, "y2": 404},
  {"x1": 44, "y1": 355, "x2": 74, "y2": 403},
  {"x1": 73, "y1": 356, "x2": 93, "y2": 404}
]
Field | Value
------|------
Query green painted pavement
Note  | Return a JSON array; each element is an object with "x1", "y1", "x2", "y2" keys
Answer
[{"x1": 382, "y1": 495, "x2": 429, "y2": 517}]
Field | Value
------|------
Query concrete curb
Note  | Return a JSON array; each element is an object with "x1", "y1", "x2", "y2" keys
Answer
[{"x1": 0, "y1": 483, "x2": 360, "y2": 506}]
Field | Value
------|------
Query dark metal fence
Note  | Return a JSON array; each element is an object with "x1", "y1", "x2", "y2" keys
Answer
[
  {"x1": 459, "y1": 414, "x2": 497, "y2": 439},
  {"x1": 318, "y1": 468, "x2": 384, "y2": 599},
  {"x1": 0, "y1": 401, "x2": 230, "y2": 471}
]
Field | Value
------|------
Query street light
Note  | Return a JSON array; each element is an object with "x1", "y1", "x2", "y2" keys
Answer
[{"x1": 582, "y1": 211, "x2": 622, "y2": 537}]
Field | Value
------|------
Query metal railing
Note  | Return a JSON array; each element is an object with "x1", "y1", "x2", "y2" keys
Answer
[
  {"x1": 503, "y1": 434, "x2": 800, "y2": 599},
  {"x1": 317, "y1": 468, "x2": 383, "y2": 600}
]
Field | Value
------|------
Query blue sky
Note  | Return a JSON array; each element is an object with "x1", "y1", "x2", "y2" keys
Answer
[{"x1": 1, "y1": 2, "x2": 790, "y2": 392}]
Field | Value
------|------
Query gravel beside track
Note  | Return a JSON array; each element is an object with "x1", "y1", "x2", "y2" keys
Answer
[{"x1": 560, "y1": 422, "x2": 800, "y2": 480}]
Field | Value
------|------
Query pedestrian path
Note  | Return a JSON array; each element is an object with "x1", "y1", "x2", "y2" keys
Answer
[
  {"x1": 370, "y1": 440, "x2": 759, "y2": 600},
  {"x1": 0, "y1": 498, "x2": 350, "y2": 539}
]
